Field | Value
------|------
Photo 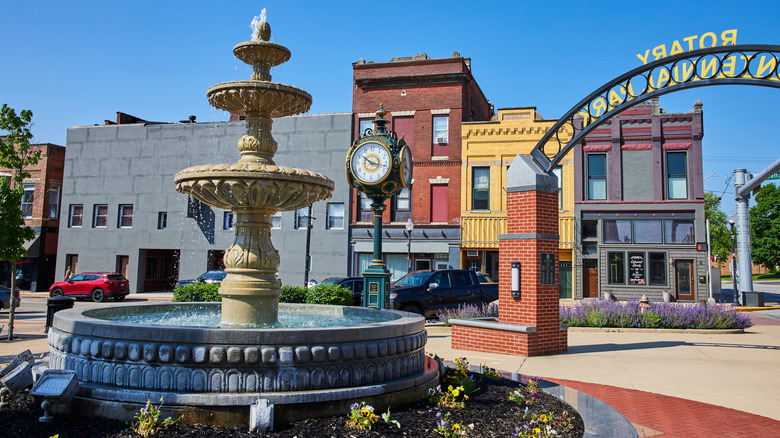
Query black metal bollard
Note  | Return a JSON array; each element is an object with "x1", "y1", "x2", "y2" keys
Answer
[{"x1": 45, "y1": 296, "x2": 75, "y2": 333}]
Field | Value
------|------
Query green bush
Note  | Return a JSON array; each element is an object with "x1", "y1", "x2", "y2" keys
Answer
[
  {"x1": 280, "y1": 285, "x2": 307, "y2": 304},
  {"x1": 172, "y1": 283, "x2": 221, "y2": 302},
  {"x1": 306, "y1": 284, "x2": 354, "y2": 306}
]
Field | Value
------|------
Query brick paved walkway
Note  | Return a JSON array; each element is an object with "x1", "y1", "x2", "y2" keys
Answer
[{"x1": 546, "y1": 379, "x2": 780, "y2": 437}]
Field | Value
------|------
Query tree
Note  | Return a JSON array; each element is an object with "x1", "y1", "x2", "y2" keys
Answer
[
  {"x1": 0, "y1": 104, "x2": 40, "y2": 341},
  {"x1": 704, "y1": 192, "x2": 731, "y2": 262},
  {"x1": 750, "y1": 183, "x2": 780, "y2": 271}
]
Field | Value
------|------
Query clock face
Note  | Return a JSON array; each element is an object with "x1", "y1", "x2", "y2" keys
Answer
[
  {"x1": 400, "y1": 146, "x2": 413, "y2": 187},
  {"x1": 352, "y1": 141, "x2": 391, "y2": 184}
]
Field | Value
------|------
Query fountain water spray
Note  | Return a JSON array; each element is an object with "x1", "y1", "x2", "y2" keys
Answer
[{"x1": 250, "y1": 8, "x2": 267, "y2": 41}]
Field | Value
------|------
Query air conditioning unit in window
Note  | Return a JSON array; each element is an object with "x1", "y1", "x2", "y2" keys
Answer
[{"x1": 436, "y1": 136, "x2": 448, "y2": 144}]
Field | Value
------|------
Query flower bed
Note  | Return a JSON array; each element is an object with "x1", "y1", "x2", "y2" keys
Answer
[
  {"x1": 436, "y1": 303, "x2": 498, "y2": 325},
  {"x1": 560, "y1": 300, "x2": 753, "y2": 330}
]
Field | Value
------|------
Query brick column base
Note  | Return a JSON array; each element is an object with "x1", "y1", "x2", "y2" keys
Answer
[{"x1": 451, "y1": 155, "x2": 568, "y2": 357}]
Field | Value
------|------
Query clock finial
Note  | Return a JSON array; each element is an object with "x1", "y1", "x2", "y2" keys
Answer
[{"x1": 373, "y1": 104, "x2": 389, "y2": 135}]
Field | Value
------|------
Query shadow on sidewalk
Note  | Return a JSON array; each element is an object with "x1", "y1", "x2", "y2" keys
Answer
[{"x1": 568, "y1": 339, "x2": 779, "y2": 354}]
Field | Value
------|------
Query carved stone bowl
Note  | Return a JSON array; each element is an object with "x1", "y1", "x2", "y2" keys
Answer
[
  {"x1": 233, "y1": 41, "x2": 291, "y2": 67},
  {"x1": 207, "y1": 81, "x2": 312, "y2": 118},
  {"x1": 174, "y1": 163, "x2": 334, "y2": 211}
]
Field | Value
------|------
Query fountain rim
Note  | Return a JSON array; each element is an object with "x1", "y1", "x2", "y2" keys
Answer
[
  {"x1": 51, "y1": 302, "x2": 425, "y2": 344},
  {"x1": 232, "y1": 40, "x2": 291, "y2": 66}
]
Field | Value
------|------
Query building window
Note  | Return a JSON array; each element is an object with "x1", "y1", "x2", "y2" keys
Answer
[
  {"x1": 118, "y1": 204, "x2": 133, "y2": 228},
  {"x1": 667, "y1": 151, "x2": 688, "y2": 199},
  {"x1": 326, "y1": 203, "x2": 344, "y2": 230},
  {"x1": 433, "y1": 116, "x2": 448, "y2": 144},
  {"x1": 93, "y1": 204, "x2": 108, "y2": 228},
  {"x1": 603, "y1": 220, "x2": 632, "y2": 243},
  {"x1": 294, "y1": 207, "x2": 310, "y2": 230},
  {"x1": 358, "y1": 191, "x2": 372, "y2": 222},
  {"x1": 431, "y1": 184, "x2": 448, "y2": 223},
  {"x1": 664, "y1": 219, "x2": 694, "y2": 244},
  {"x1": 587, "y1": 154, "x2": 607, "y2": 200},
  {"x1": 48, "y1": 186, "x2": 60, "y2": 218},
  {"x1": 68, "y1": 204, "x2": 83, "y2": 228},
  {"x1": 186, "y1": 196, "x2": 201, "y2": 218},
  {"x1": 608, "y1": 252, "x2": 625, "y2": 284},
  {"x1": 158, "y1": 212, "x2": 167, "y2": 230},
  {"x1": 21, "y1": 184, "x2": 34, "y2": 218},
  {"x1": 552, "y1": 166, "x2": 563, "y2": 210},
  {"x1": 472, "y1": 167, "x2": 490, "y2": 210},
  {"x1": 359, "y1": 118, "x2": 373, "y2": 136},
  {"x1": 633, "y1": 220, "x2": 662, "y2": 244},
  {"x1": 271, "y1": 212, "x2": 281, "y2": 229},
  {"x1": 223, "y1": 212, "x2": 234, "y2": 230},
  {"x1": 392, "y1": 187, "x2": 411, "y2": 222},
  {"x1": 648, "y1": 252, "x2": 667, "y2": 285}
]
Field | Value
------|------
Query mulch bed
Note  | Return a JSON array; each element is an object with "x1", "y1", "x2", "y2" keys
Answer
[{"x1": 1, "y1": 371, "x2": 583, "y2": 437}]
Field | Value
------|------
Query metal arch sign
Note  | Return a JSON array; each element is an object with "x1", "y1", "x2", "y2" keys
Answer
[{"x1": 531, "y1": 44, "x2": 780, "y2": 173}]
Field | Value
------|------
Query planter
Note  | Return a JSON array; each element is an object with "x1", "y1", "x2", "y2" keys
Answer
[
  {"x1": 603, "y1": 291, "x2": 613, "y2": 301},
  {"x1": 662, "y1": 290, "x2": 672, "y2": 303}
]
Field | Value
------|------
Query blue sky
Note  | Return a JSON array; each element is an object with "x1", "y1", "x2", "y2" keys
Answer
[{"x1": 2, "y1": 0, "x2": 778, "y2": 214}]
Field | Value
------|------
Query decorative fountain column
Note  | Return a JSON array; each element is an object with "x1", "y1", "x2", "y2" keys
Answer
[{"x1": 174, "y1": 17, "x2": 333, "y2": 327}]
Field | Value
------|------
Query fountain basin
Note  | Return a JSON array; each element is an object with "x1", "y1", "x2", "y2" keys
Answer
[
  {"x1": 233, "y1": 41, "x2": 291, "y2": 67},
  {"x1": 47, "y1": 303, "x2": 436, "y2": 425},
  {"x1": 174, "y1": 162, "x2": 334, "y2": 211},
  {"x1": 207, "y1": 81, "x2": 311, "y2": 117}
]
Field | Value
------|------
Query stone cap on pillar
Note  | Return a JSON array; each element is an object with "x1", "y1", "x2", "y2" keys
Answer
[{"x1": 507, "y1": 155, "x2": 558, "y2": 194}]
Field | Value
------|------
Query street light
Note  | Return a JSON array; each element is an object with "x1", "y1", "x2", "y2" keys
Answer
[
  {"x1": 703, "y1": 173, "x2": 719, "y2": 182},
  {"x1": 405, "y1": 218, "x2": 414, "y2": 273},
  {"x1": 727, "y1": 211, "x2": 739, "y2": 305}
]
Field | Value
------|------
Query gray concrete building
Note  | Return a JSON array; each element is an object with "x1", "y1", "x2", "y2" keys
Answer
[
  {"x1": 57, "y1": 112, "x2": 352, "y2": 293},
  {"x1": 573, "y1": 99, "x2": 709, "y2": 302}
]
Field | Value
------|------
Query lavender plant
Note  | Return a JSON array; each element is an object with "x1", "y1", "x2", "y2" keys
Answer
[
  {"x1": 436, "y1": 303, "x2": 499, "y2": 324},
  {"x1": 560, "y1": 300, "x2": 753, "y2": 329}
]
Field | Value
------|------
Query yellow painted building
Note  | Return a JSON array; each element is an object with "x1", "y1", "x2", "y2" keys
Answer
[{"x1": 460, "y1": 107, "x2": 575, "y2": 297}]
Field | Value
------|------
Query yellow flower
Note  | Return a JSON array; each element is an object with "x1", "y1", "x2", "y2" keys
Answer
[
  {"x1": 533, "y1": 427, "x2": 541, "y2": 434},
  {"x1": 448, "y1": 385, "x2": 454, "y2": 391},
  {"x1": 464, "y1": 395, "x2": 469, "y2": 401},
  {"x1": 453, "y1": 424, "x2": 461, "y2": 431},
  {"x1": 452, "y1": 389, "x2": 460, "y2": 397},
  {"x1": 540, "y1": 414, "x2": 548, "y2": 422}
]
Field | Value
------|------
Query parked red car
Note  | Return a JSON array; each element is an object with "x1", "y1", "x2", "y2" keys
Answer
[{"x1": 49, "y1": 272, "x2": 130, "y2": 302}]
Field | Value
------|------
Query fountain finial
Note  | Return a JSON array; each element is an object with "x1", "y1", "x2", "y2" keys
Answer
[{"x1": 251, "y1": 9, "x2": 271, "y2": 41}]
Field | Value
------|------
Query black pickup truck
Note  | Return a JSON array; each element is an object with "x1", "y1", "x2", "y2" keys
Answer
[{"x1": 389, "y1": 269, "x2": 498, "y2": 319}]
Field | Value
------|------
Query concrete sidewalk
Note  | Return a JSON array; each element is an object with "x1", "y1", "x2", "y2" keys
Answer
[
  {"x1": 426, "y1": 310, "x2": 780, "y2": 432},
  {"x1": 3, "y1": 297, "x2": 780, "y2": 436}
]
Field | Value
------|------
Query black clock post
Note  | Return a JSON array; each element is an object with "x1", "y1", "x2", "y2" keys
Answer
[{"x1": 346, "y1": 105, "x2": 413, "y2": 309}]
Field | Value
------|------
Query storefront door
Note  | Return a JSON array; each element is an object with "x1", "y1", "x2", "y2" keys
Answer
[
  {"x1": 583, "y1": 260, "x2": 598, "y2": 298},
  {"x1": 675, "y1": 260, "x2": 695, "y2": 300}
]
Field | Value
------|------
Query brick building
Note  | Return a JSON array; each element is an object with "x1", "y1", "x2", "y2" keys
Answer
[
  {"x1": 573, "y1": 99, "x2": 708, "y2": 302},
  {"x1": 460, "y1": 107, "x2": 575, "y2": 295},
  {"x1": 349, "y1": 53, "x2": 492, "y2": 279},
  {"x1": 1, "y1": 143, "x2": 66, "y2": 291}
]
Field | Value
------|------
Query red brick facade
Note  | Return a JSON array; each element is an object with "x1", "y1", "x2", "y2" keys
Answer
[
  {"x1": 452, "y1": 189, "x2": 568, "y2": 356},
  {"x1": 350, "y1": 55, "x2": 492, "y2": 227},
  {"x1": 0, "y1": 143, "x2": 66, "y2": 291}
]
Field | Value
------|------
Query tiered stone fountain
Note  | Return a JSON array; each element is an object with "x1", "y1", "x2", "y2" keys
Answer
[
  {"x1": 174, "y1": 16, "x2": 333, "y2": 327},
  {"x1": 47, "y1": 16, "x2": 437, "y2": 426}
]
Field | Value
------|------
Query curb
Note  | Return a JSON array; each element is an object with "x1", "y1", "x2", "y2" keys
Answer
[{"x1": 568, "y1": 327, "x2": 744, "y2": 334}]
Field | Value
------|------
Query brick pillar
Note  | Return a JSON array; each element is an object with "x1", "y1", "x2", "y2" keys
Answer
[
  {"x1": 451, "y1": 156, "x2": 567, "y2": 356},
  {"x1": 499, "y1": 156, "x2": 566, "y2": 355}
]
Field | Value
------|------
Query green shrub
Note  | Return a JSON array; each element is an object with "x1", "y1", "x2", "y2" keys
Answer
[
  {"x1": 306, "y1": 284, "x2": 354, "y2": 306},
  {"x1": 280, "y1": 285, "x2": 307, "y2": 304},
  {"x1": 172, "y1": 283, "x2": 221, "y2": 302}
]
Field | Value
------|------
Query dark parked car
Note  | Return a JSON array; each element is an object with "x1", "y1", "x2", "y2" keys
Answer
[
  {"x1": 49, "y1": 272, "x2": 130, "y2": 302},
  {"x1": 175, "y1": 270, "x2": 227, "y2": 288},
  {"x1": 0, "y1": 285, "x2": 21, "y2": 310},
  {"x1": 390, "y1": 269, "x2": 499, "y2": 319},
  {"x1": 317, "y1": 277, "x2": 364, "y2": 306}
]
